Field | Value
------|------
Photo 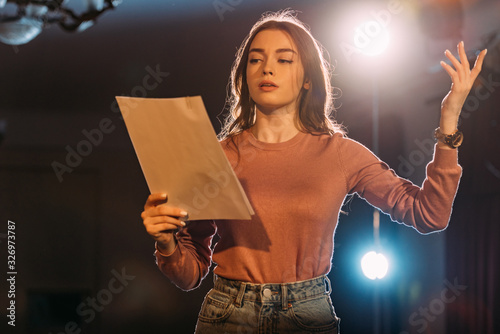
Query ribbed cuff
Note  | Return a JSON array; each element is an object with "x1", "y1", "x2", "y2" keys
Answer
[
  {"x1": 155, "y1": 241, "x2": 178, "y2": 258},
  {"x1": 433, "y1": 144, "x2": 460, "y2": 169}
]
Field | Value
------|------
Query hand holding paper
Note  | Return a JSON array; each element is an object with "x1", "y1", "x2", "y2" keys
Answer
[{"x1": 116, "y1": 96, "x2": 254, "y2": 220}]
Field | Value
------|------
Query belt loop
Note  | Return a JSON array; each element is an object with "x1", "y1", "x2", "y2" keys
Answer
[
  {"x1": 324, "y1": 275, "x2": 332, "y2": 294},
  {"x1": 234, "y1": 282, "x2": 246, "y2": 308},
  {"x1": 281, "y1": 284, "x2": 288, "y2": 311}
]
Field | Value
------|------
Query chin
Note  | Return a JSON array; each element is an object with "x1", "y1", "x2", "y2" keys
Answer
[
  {"x1": 255, "y1": 102, "x2": 283, "y2": 111},
  {"x1": 253, "y1": 98, "x2": 288, "y2": 108}
]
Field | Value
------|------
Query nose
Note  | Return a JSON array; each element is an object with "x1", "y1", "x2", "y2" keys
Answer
[{"x1": 263, "y1": 60, "x2": 274, "y2": 76}]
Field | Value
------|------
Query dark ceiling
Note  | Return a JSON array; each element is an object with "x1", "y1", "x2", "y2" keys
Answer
[
  {"x1": 0, "y1": 0, "x2": 329, "y2": 116},
  {"x1": 0, "y1": 0, "x2": 498, "y2": 146}
]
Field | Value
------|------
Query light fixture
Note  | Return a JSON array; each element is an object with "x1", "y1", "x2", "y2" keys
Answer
[
  {"x1": 0, "y1": 0, "x2": 122, "y2": 46},
  {"x1": 361, "y1": 210, "x2": 389, "y2": 280},
  {"x1": 361, "y1": 251, "x2": 389, "y2": 280}
]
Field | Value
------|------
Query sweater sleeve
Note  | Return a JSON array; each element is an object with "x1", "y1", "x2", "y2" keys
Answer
[
  {"x1": 339, "y1": 138, "x2": 462, "y2": 234},
  {"x1": 154, "y1": 220, "x2": 217, "y2": 291}
]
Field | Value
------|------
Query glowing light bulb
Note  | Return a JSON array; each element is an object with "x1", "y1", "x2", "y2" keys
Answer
[{"x1": 361, "y1": 251, "x2": 389, "y2": 280}]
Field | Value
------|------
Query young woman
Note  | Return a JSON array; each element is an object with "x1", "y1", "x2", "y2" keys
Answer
[{"x1": 141, "y1": 11, "x2": 486, "y2": 334}]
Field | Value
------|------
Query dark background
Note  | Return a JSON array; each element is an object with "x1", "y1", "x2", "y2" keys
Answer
[{"x1": 0, "y1": 0, "x2": 499, "y2": 333}]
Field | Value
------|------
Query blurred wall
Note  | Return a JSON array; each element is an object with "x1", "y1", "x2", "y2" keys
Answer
[{"x1": 0, "y1": 0, "x2": 498, "y2": 333}]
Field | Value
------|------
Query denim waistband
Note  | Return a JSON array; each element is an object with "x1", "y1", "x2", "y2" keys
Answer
[{"x1": 213, "y1": 275, "x2": 331, "y2": 310}]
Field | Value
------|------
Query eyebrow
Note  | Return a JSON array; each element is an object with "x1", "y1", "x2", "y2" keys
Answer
[{"x1": 249, "y1": 48, "x2": 297, "y2": 54}]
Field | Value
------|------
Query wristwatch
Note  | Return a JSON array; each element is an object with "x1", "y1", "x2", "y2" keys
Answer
[{"x1": 434, "y1": 127, "x2": 463, "y2": 148}]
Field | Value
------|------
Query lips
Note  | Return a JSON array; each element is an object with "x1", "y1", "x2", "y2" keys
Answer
[
  {"x1": 259, "y1": 80, "x2": 278, "y2": 87},
  {"x1": 259, "y1": 80, "x2": 278, "y2": 91}
]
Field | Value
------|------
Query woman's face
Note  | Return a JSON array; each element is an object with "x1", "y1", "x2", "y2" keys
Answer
[{"x1": 246, "y1": 29, "x2": 308, "y2": 114}]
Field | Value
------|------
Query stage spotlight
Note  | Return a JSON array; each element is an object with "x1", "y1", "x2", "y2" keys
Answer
[
  {"x1": 353, "y1": 20, "x2": 390, "y2": 57},
  {"x1": 361, "y1": 251, "x2": 389, "y2": 280}
]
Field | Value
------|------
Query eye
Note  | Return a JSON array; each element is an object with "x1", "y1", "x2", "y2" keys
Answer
[
  {"x1": 249, "y1": 58, "x2": 262, "y2": 64},
  {"x1": 278, "y1": 59, "x2": 293, "y2": 64}
]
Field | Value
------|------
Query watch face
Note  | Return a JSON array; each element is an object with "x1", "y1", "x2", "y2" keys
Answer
[{"x1": 446, "y1": 131, "x2": 463, "y2": 148}]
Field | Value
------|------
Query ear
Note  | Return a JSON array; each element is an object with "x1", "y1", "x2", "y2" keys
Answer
[{"x1": 303, "y1": 79, "x2": 311, "y2": 90}]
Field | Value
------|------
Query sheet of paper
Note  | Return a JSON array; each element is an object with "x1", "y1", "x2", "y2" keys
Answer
[{"x1": 116, "y1": 96, "x2": 254, "y2": 220}]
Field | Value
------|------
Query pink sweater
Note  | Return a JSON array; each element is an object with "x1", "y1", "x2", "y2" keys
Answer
[{"x1": 155, "y1": 130, "x2": 462, "y2": 290}]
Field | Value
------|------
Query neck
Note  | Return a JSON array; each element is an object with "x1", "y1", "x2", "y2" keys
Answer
[{"x1": 251, "y1": 106, "x2": 299, "y2": 143}]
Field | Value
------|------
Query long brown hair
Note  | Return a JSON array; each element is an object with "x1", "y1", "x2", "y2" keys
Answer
[{"x1": 219, "y1": 10, "x2": 344, "y2": 140}]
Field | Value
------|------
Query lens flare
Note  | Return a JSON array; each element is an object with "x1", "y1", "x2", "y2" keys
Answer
[{"x1": 353, "y1": 20, "x2": 390, "y2": 57}]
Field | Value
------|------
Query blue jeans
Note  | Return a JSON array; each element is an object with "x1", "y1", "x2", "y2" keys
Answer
[{"x1": 195, "y1": 275, "x2": 340, "y2": 333}]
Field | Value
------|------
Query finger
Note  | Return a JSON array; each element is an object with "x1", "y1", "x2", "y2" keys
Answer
[
  {"x1": 146, "y1": 221, "x2": 184, "y2": 235},
  {"x1": 445, "y1": 49, "x2": 464, "y2": 80},
  {"x1": 145, "y1": 214, "x2": 185, "y2": 225},
  {"x1": 155, "y1": 204, "x2": 188, "y2": 219},
  {"x1": 458, "y1": 41, "x2": 470, "y2": 70},
  {"x1": 144, "y1": 216, "x2": 185, "y2": 229},
  {"x1": 440, "y1": 60, "x2": 458, "y2": 83},
  {"x1": 142, "y1": 204, "x2": 188, "y2": 221},
  {"x1": 144, "y1": 193, "x2": 168, "y2": 210},
  {"x1": 470, "y1": 49, "x2": 487, "y2": 82}
]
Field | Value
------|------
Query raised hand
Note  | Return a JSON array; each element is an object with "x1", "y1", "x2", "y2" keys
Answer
[{"x1": 439, "y1": 41, "x2": 487, "y2": 136}]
